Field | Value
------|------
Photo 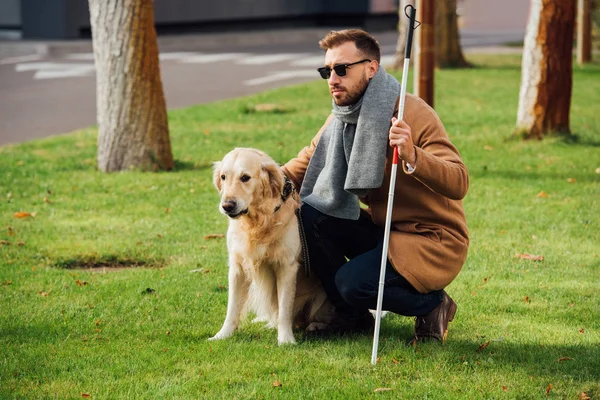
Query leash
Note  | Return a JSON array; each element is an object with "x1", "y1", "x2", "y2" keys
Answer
[
  {"x1": 295, "y1": 207, "x2": 311, "y2": 278},
  {"x1": 274, "y1": 175, "x2": 311, "y2": 277}
]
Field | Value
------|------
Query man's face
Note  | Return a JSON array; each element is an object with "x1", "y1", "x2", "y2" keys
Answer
[{"x1": 323, "y1": 42, "x2": 378, "y2": 106}]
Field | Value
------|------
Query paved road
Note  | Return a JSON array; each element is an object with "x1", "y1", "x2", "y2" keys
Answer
[{"x1": 0, "y1": 29, "x2": 523, "y2": 146}]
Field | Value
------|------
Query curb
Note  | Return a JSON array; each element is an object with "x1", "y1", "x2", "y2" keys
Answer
[{"x1": 0, "y1": 28, "x2": 337, "y2": 59}]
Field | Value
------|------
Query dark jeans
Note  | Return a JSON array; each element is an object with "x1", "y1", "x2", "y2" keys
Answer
[{"x1": 300, "y1": 203, "x2": 443, "y2": 317}]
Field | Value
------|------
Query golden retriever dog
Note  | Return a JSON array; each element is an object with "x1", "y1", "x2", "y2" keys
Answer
[{"x1": 209, "y1": 148, "x2": 331, "y2": 345}]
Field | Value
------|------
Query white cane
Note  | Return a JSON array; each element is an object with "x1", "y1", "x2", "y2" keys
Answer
[{"x1": 371, "y1": 4, "x2": 419, "y2": 365}]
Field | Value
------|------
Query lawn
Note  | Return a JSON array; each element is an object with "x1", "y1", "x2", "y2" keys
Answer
[{"x1": 1, "y1": 55, "x2": 599, "y2": 399}]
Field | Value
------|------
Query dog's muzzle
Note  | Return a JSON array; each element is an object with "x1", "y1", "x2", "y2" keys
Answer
[{"x1": 220, "y1": 199, "x2": 248, "y2": 218}]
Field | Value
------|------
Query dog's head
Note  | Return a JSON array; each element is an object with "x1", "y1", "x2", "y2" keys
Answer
[{"x1": 213, "y1": 148, "x2": 284, "y2": 219}]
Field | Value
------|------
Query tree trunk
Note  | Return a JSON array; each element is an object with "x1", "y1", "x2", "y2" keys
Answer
[
  {"x1": 435, "y1": 0, "x2": 471, "y2": 68},
  {"x1": 414, "y1": 0, "x2": 435, "y2": 108},
  {"x1": 577, "y1": 0, "x2": 592, "y2": 64},
  {"x1": 89, "y1": 0, "x2": 174, "y2": 172},
  {"x1": 516, "y1": 0, "x2": 576, "y2": 140},
  {"x1": 393, "y1": 0, "x2": 415, "y2": 70}
]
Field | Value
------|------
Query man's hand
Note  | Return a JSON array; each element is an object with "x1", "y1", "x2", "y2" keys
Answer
[{"x1": 389, "y1": 117, "x2": 416, "y2": 166}]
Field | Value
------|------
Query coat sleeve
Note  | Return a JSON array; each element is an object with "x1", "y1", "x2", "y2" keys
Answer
[
  {"x1": 402, "y1": 95, "x2": 469, "y2": 200},
  {"x1": 282, "y1": 114, "x2": 334, "y2": 191}
]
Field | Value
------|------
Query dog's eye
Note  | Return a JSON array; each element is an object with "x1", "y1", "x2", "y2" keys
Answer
[
  {"x1": 240, "y1": 175, "x2": 251, "y2": 183},
  {"x1": 220, "y1": 174, "x2": 225, "y2": 180}
]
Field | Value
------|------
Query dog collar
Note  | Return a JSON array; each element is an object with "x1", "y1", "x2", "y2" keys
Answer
[{"x1": 274, "y1": 175, "x2": 295, "y2": 213}]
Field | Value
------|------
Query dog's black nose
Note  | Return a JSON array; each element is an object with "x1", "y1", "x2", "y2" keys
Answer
[{"x1": 221, "y1": 200, "x2": 236, "y2": 212}]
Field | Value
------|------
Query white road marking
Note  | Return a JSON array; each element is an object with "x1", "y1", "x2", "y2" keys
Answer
[
  {"x1": 180, "y1": 53, "x2": 248, "y2": 64},
  {"x1": 244, "y1": 70, "x2": 317, "y2": 86},
  {"x1": 290, "y1": 55, "x2": 324, "y2": 67},
  {"x1": 0, "y1": 54, "x2": 43, "y2": 65},
  {"x1": 64, "y1": 53, "x2": 95, "y2": 61},
  {"x1": 158, "y1": 52, "x2": 199, "y2": 60},
  {"x1": 237, "y1": 53, "x2": 306, "y2": 65},
  {"x1": 15, "y1": 62, "x2": 95, "y2": 79},
  {"x1": 379, "y1": 54, "x2": 397, "y2": 67}
]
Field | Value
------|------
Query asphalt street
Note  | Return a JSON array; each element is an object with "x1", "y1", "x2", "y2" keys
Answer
[{"x1": 0, "y1": 29, "x2": 524, "y2": 146}]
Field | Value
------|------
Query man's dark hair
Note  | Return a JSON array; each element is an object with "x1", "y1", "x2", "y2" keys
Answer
[{"x1": 318, "y1": 29, "x2": 381, "y2": 63}]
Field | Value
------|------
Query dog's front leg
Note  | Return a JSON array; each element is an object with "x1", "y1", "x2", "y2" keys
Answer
[
  {"x1": 209, "y1": 264, "x2": 249, "y2": 341},
  {"x1": 276, "y1": 264, "x2": 298, "y2": 345}
]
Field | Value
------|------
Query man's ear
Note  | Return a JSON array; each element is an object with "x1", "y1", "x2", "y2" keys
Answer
[
  {"x1": 368, "y1": 60, "x2": 379, "y2": 79},
  {"x1": 261, "y1": 161, "x2": 283, "y2": 198},
  {"x1": 212, "y1": 161, "x2": 222, "y2": 192}
]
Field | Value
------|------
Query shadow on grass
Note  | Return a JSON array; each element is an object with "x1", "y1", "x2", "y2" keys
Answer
[
  {"x1": 173, "y1": 159, "x2": 212, "y2": 171},
  {"x1": 52, "y1": 254, "x2": 164, "y2": 271},
  {"x1": 470, "y1": 168, "x2": 600, "y2": 183}
]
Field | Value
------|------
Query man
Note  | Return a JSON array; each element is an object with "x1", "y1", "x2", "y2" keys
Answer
[{"x1": 282, "y1": 29, "x2": 469, "y2": 343}]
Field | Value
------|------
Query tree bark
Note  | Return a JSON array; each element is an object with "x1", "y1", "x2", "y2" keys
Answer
[
  {"x1": 577, "y1": 0, "x2": 592, "y2": 64},
  {"x1": 414, "y1": 0, "x2": 435, "y2": 108},
  {"x1": 89, "y1": 0, "x2": 174, "y2": 172},
  {"x1": 435, "y1": 0, "x2": 471, "y2": 68},
  {"x1": 516, "y1": 0, "x2": 576, "y2": 140},
  {"x1": 393, "y1": 0, "x2": 415, "y2": 70}
]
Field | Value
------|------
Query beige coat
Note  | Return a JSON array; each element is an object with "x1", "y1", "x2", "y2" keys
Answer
[{"x1": 282, "y1": 94, "x2": 469, "y2": 294}]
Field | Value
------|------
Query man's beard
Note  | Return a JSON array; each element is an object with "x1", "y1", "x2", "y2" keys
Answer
[{"x1": 331, "y1": 75, "x2": 369, "y2": 106}]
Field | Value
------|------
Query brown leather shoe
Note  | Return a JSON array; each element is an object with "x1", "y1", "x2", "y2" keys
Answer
[{"x1": 413, "y1": 291, "x2": 457, "y2": 343}]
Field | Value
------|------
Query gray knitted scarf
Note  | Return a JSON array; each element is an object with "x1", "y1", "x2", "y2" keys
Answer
[{"x1": 300, "y1": 66, "x2": 400, "y2": 220}]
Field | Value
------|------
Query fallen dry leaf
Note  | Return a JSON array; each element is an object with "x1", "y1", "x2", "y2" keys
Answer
[
  {"x1": 8, "y1": 227, "x2": 15, "y2": 236},
  {"x1": 546, "y1": 384, "x2": 552, "y2": 396},
  {"x1": 502, "y1": 386, "x2": 508, "y2": 392},
  {"x1": 2, "y1": 281, "x2": 12, "y2": 286},
  {"x1": 524, "y1": 296, "x2": 530, "y2": 303},
  {"x1": 272, "y1": 380, "x2": 282, "y2": 387},
  {"x1": 374, "y1": 388, "x2": 392, "y2": 393},
  {"x1": 75, "y1": 280, "x2": 88, "y2": 286},
  {"x1": 39, "y1": 291, "x2": 50, "y2": 297},
  {"x1": 165, "y1": 208, "x2": 171, "y2": 214},
  {"x1": 14, "y1": 211, "x2": 36, "y2": 219},
  {"x1": 0, "y1": 240, "x2": 9, "y2": 246},
  {"x1": 515, "y1": 253, "x2": 544, "y2": 261},
  {"x1": 566, "y1": 178, "x2": 576, "y2": 183},
  {"x1": 579, "y1": 328, "x2": 585, "y2": 334},
  {"x1": 204, "y1": 234, "x2": 225, "y2": 240},
  {"x1": 557, "y1": 356, "x2": 573, "y2": 362},
  {"x1": 43, "y1": 196, "x2": 51, "y2": 203},
  {"x1": 392, "y1": 358, "x2": 399, "y2": 364},
  {"x1": 17, "y1": 241, "x2": 25, "y2": 246},
  {"x1": 580, "y1": 392, "x2": 591, "y2": 400},
  {"x1": 477, "y1": 341, "x2": 490, "y2": 352},
  {"x1": 81, "y1": 394, "x2": 91, "y2": 398},
  {"x1": 536, "y1": 191, "x2": 549, "y2": 198}
]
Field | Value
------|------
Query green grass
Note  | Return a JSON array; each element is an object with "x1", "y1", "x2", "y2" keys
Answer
[{"x1": 1, "y1": 55, "x2": 599, "y2": 399}]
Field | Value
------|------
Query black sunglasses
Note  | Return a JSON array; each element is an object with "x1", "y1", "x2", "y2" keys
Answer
[{"x1": 317, "y1": 59, "x2": 371, "y2": 79}]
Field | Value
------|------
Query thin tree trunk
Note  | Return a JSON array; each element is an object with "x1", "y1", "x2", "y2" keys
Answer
[
  {"x1": 516, "y1": 0, "x2": 576, "y2": 140},
  {"x1": 435, "y1": 0, "x2": 471, "y2": 68},
  {"x1": 89, "y1": 0, "x2": 174, "y2": 172},
  {"x1": 414, "y1": 0, "x2": 435, "y2": 108},
  {"x1": 577, "y1": 0, "x2": 592, "y2": 64},
  {"x1": 393, "y1": 0, "x2": 415, "y2": 70}
]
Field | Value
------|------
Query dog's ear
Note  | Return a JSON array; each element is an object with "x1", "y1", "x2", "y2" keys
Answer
[
  {"x1": 212, "y1": 161, "x2": 223, "y2": 192},
  {"x1": 261, "y1": 161, "x2": 283, "y2": 198}
]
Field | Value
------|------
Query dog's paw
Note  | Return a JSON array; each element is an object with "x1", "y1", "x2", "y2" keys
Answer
[
  {"x1": 208, "y1": 328, "x2": 234, "y2": 341},
  {"x1": 306, "y1": 322, "x2": 329, "y2": 332},
  {"x1": 277, "y1": 335, "x2": 297, "y2": 346}
]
